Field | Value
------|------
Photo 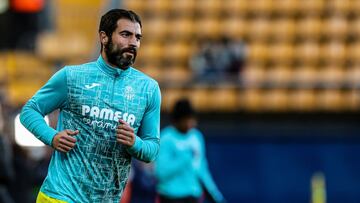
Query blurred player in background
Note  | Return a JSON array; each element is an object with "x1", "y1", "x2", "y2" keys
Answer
[
  {"x1": 20, "y1": 9, "x2": 161, "y2": 203},
  {"x1": 155, "y1": 98, "x2": 226, "y2": 203}
]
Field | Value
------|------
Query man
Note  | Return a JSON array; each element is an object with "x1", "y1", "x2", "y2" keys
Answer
[
  {"x1": 20, "y1": 9, "x2": 161, "y2": 203},
  {"x1": 155, "y1": 99, "x2": 225, "y2": 203}
]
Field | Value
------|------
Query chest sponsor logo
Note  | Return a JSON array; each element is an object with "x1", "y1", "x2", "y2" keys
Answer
[
  {"x1": 85, "y1": 83, "x2": 101, "y2": 89},
  {"x1": 81, "y1": 105, "x2": 136, "y2": 130}
]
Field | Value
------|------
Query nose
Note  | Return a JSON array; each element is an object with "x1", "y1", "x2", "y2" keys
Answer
[{"x1": 129, "y1": 36, "x2": 140, "y2": 49}]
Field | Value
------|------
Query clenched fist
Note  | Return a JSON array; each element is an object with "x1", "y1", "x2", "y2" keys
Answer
[
  {"x1": 116, "y1": 120, "x2": 135, "y2": 147},
  {"x1": 52, "y1": 129, "x2": 79, "y2": 153}
]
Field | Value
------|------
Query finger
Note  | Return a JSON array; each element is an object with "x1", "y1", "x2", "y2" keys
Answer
[
  {"x1": 119, "y1": 119, "x2": 128, "y2": 125},
  {"x1": 59, "y1": 138, "x2": 76, "y2": 148},
  {"x1": 116, "y1": 137, "x2": 132, "y2": 146},
  {"x1": 56, "y1": 146, "x2": 67, "y2": 153},
  {"x1": 116, "y1": 129, "x2": 133, "y2": 137},
  {"x1": 118, "y1": 124, "x2": 134, "y2": 132},
  {"x1": 66, "y1": 129, "x2": 79, "y2": 136},
  {"x1": 116, "y1": 133, "x2": 132, "y2": 141},
  {"x1": 59, "y1": 144, "x2": 72, "y2": 152},
  {"x1": 63, "y1": 135, "x2": 77, "y2": 143}
]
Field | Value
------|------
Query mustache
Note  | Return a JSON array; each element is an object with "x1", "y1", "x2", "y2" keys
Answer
[{"x1": 121, "y1": 47, "x2": 137, "y2": 55}]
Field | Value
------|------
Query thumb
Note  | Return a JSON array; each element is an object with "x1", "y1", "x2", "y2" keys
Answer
[{"x1": 66, "y1": 129, "x2": 79, "y2": 136}]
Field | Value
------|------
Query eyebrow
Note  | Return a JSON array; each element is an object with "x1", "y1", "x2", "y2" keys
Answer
[{"x1": 120, "y1": 30, "x2": 142, "y2": 39}]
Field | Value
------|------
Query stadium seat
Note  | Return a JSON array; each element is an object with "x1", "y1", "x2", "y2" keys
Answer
[
  {"x1": 295, "y1": 41, "x2": 321, "y2": 65},
  {"x1": 190, "y1": 87, "x2": 211, "y2": 112},
  {"x1": 262, "y1": 88, "x2": 289, "y2": 111},
  {"x1": 241, "y1": 88, "x2": 263, "y2": 111},
  {"x1": 292, "y1": 66, "x2": 318, "y2": 87},
  {"x1": 143, "y1": 17, "x2": 168, "y2": 42},
  {"x1": 248, "y1": 17, "x2": 271, "y2": 42},
  {"x1": 316, "y1": 89, "x2": 346, "y2": 111},
  {"x1": 268, "y1": 42, "x2": 294, "y2": 65},
  {"x1": 288, "y1": 89, "x2": 316, "y2": 111},
  {"x1": 145, "y1": 0, "x2": 169, "y2": 16},
  {"x1": 298, "y1": 0, "x2": 325, "y2": 16},
  {"x1": 221, "y1": 0, "x2": 249, "y2": 16},
  {"x1": 195, "y1": 0, "x2": 221, "y2": 17},
  {"x1": 266, "y1": 65, "x2": 293, "y2": 86},
  {"x1": 221, "y1": 16, "x2": 248, "y2": 39},
  {"x1": 208, "y1": 87, "x2": 239, "y2": 112},
  {"x1": 168, "y1": 17, "x2": 194, "y2": 40},
  {"x1": 169, "y1": 0, "x2": 195, "y2": 17},
  {"x1": 162, "y1": 41, "x2": 192, "y2": 64},
  {"x1": 271, "y1": 18, "x2": 296, "y2": 42},
  {"x1": 247, "y1": 42, "x2": 268, "y2": 64},
  {"x1": 328, "y1": 0, "x2": 351, "y2": 16},
  {"x1": 122, "y1": 0, "x2": 145, "y2": 13},
  {"x1": 242, "y1": 63, "x2": 266, "y2": 87},
  {"x1": 345, "y1": 66, "x2": 360, "y2": 86},
  {"x1": 273, "y1": 0, "x2": 298, "y2": 16},
  {"x1": 297, "y1": 16, "x2": 323, "y2": 40},
  {"x1": 138, "y1": 42, "x2": 163, "y2": 65},
  {"x1": 248, "y1": 0, "x2": 273, "y2": 16},
  {"x1": 194, "y1": 17, "x2": 220, "y2": 38},
  {"x1": 322, "y1": 16, "x2": 348, "y2": 40},
  {"x1": 162, "y1": 66, "x2": 191, "y2": 84},
  {"x1": 161, "y1": 88, "x2": 188, "y2": 112},
  {"x1": 318, "y1": 66, "x2": 345, "y2": 86},
  {"x1": 321, "y1": 40, "x2": 347, "y2": 65}
]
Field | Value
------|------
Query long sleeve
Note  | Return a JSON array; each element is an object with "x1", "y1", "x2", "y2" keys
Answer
[
  {"x1": 197, "y1": 133, "x2": 225, "y2": 203},
  {"x1": 20, "y1": 68, "x2": 68, "y2": 146},
  {"x1": 155, "y1": 137, "x2": 193, "y2": 181},
  {"x1": 126, "y1": 84, "x2": 161, "y2": 163}
]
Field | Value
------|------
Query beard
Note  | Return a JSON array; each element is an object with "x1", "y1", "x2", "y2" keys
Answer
[{"x1": 104, "y1": 40, "x2": 137, "y2": 70}]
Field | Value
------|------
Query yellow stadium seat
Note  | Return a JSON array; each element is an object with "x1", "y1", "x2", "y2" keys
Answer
[
  {"x1": 347, "y1": 42, "x2": 360, "y2": 64},
  {"x1": 161, "y1": 88, "x2": 188, "y2": 112},
  {"x1": 221, "y1": 0, "x2": 249, "y2": 16},
  {"x1": 242, "y1": 63, "x2": 266, "y2": 87},
  {"x1": 273, "y1": 0, "x2": 298, "y2": 16},
  {"x1": 189, "y1": 87, "x2": 211, "y2": 112},
  {"x1": 247, "y1": 42, "x2": 268, "y2": 64},
  {"x1": 142, "y1": 17, "x2": 168, "y2": 42},
  {"x1": 123, "y1": 0, "x2": 145, "y2": 13},
  {"x1": 266, "y1": 65, "x2": 293, "y2": 86},
  {"x1": 316, "y1": 89, "x2": 346, "y2": 111},
  {"x1": 240, "y1": 88, "x2": 263, "y2": 112},
  {"x1": 169, "y1": 0, "x2": 195, "y2": 17},
  {"x1": 208, "y1": 87, "x2": 239, "y2": 112},
  {"x1": 168, "y1": 17, "x2": 194, "y2": 40},
  {"x1": 195, "y1": 0, "x2": 221, "y2": 17},
  {"x1": 321, "y1": 40, "x2": 347, "y2": 66},
  {"x1": 248, "y1": 0, "x2": 273, "y2": 16},
  {"x1": 248, "y1": 17, "x2": 271, "y2": 42},
  {"x1": 328, "y1": 0, "x2": 351, "y2": 15},
  {"x1": 221, "y1": 16, "x2": 248, "y2": 39},
  {"x1": 137, "y1": 64, "x2": 163, "y2": 82},
  {"x1": 268, "y1": 42, "x2": 294, "y2": 65},
  {"x1": 318, "y1": 66, "x2": 345, "y2": 86},
  {"x1": 297, "y1": 16, "x2": 323, "y2": 40},
  {"x1": 138, "y1": 42, "x2": 163, "y2": 65},
  {"x1": 348, "y1": 89, "x2": 360, "y2": 110},
  {"x1": 298, "y1": 0, "x2": 325, "y2": 15},
  {"x1": 295, "y1": 41, "x2": 320, "y2": 65},
  {"x1": 288, "y1": 89, "x2": 316, "y2": 111},
  {"x1": 292, "y1": 66, "x2": 318, "y2": 86},
  {"x1": 323, "y1": 16, "x2": 348, "y2": 40},
  {"x1": 162, "y1": 41, "x2": 192, "y2": 64},
  {"x1": 194, "y1": 17, "x2": 220, "y2": 38},
  {"x1": 348, "y1": 17, "x2": 360, "y2": 40},
  {"x1": 262, "y1": 88, "x2": 289, "y2": 111},
  {"x1": 345, "y1": 66, "x2": 360, "y2": 86},
  {"x1": 271, "y1": 18, "x2": 296, "y2": 42},
  {"x1": 162, "y1": 66, "x2": 192, "y2": 84},
  {"x1": 145, "y1": 0, "x2": 170, "y2": 16}
]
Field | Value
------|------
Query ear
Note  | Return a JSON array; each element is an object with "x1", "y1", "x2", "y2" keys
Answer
[{"x1": 99, "y1": 31, "x2": 109, "y2": 45}]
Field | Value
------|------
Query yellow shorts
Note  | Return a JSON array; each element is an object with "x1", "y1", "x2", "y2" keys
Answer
[{"x1": 36, "y1": 192, "x2": 67, "y2": 203}]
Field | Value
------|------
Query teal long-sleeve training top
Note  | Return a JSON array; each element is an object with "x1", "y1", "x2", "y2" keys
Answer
[
  {"x1": 155, "y1": 126, "x2": 225, "y2": 203},
  {"x1": 20, "y1": 56, "x2": 161, "y2": 203}
]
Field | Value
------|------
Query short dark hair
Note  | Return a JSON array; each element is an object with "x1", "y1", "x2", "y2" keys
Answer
[
  {"x1": 171, "y1": 98, "x2": 196, "y2": 121},
  {"x1": 99, "y1": 9, "x2": 142, "y2": 37}
]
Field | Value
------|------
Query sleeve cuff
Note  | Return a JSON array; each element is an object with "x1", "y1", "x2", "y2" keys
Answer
[
  {"x1": 126, "y1": 135, "x2": 143, "y2": 154},
  {"x1": 42, "y1": 128, "x2": 58, "y2": 146}
]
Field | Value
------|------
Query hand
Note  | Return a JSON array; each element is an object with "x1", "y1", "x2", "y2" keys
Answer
[
  {"x1": 116, "y1": 120, "x2": 135, "y2": 147},
  {"x1": 52, "y1": 129, "x2": 79, "y2": 153}
]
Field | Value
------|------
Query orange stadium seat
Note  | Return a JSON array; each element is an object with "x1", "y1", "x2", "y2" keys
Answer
[
  {"x1": 316, "y1": 89, "x2": 347, "y2": 111},
  {"x1": 189, "y1": 87, "x2": 211, "y2": 112},
  {"x1": 161, "y1": 88, "x2": 188, "y2": 112},
  {"x1": 221, "y1": 16, "x2": 248, "y2": 39},
  {"x1": 345, "y1": 66, "x2": 360, "y2": 86},
  {"x1": 137, "y1": 64, "x2": 163, "y2": 82},
  {"x1": 168, "y1": 17, "x2": 194, "y2": 40},
  {"x1": 162, "y1": 66, "x2": 192, "y2": 84},
  {"x1": 122, "y1": 0, "x2": 145, "y2": 13},
  {"x1": 144, "y1": 0, "x2": 170, "y2": 16},
  {"x1": 142, "y1": 17, "x2": 168, "y2": 42},
  {"x1": 208, "y1": 87, "x2": 239, "y2": 112},
  {"x1": 247, "y1": 42, "x2": 268, "y2": 64},
  {"x1": 162, "y1": 41, "x2": 192, "y2": 64},
  {"x1": 194, "y1": 17, "x2": 220, "y2": 38},
  {"x1": 348, "y1": 89, "x2": 360, "y2": 110},
  {"x1": 318, "y1": 66, "x2": 345, "y2": 86},
  {"x1": 195, "y1": 0, "x2": 221, "y2": 17},
  {"x1": 248, "y1": 0, "x2": 273, "y2": 16},
  {"x1": 328, "y1": 0, "x2": 351, "y2": 16},
  {"x1": 138, "y1": 42, "x2": 163, "y2": 65}
]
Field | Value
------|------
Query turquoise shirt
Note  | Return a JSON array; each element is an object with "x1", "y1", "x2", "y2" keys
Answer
[
  {"x1": 20, "y1": 56, "x2": 161, "y2": 203},
  {"x1": 155, "y1": 126, "x2": 224, "y2": 202}
]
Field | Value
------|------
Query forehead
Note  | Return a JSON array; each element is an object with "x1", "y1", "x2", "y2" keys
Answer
[{"x1": 115, "y1": 19, "x2": 141, "y2": 34}]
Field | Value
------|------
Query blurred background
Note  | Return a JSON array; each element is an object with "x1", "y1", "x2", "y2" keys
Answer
[{"x1": 0, "y1": 0, "x2": 360, "y2": 202}]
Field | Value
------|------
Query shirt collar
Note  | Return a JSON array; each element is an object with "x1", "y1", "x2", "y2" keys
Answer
[{"x1": 96, "y1": 55, "x2": 131, "y2": 78}]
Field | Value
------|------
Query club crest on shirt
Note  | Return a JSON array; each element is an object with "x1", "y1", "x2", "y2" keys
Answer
[{"x1": 124, "y1": 86, "x2": 135, "y2": 101}]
